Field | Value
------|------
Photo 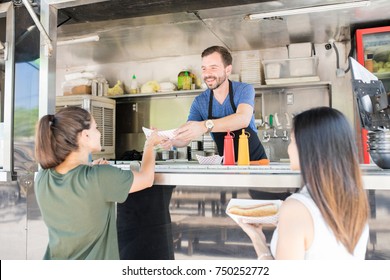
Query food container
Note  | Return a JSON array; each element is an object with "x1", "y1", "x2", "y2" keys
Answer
[
  {"x1": 262, "y1": 57, "x2": 319, "y2": 84},
  {"x1": 64, "y1": 85, "x2": 92, "y2": 96},
  {"x1": 264, "y1": 63, "x2": 281, "y2": 79},
  {"x1": 196, "y1": 154, "x2": 223, "y2": 165},
  {"x1": 142, "y1": 127, "x2": 176, "y2": 139},
  {"x1": 191, "y1": 150, "x2": 205, "y2": 160},
  {"x1": 177, "y1": 70, "x2": 192, "y2": 90},
  {"x1": 289, "y1": 56, "x2": 318, "y2": 77},
  {"x1": 226, "y1": 199, "x2": 282, "y2": 225},
  {"x1": 288, "y1": 42, "x2": 313, "y2": 58},
  {"x1": 92, "y1": 80, "x2": 109, "y2": 96},
  {"x1": 63, "y1": 78, "x2": 92, "y2": 96}
]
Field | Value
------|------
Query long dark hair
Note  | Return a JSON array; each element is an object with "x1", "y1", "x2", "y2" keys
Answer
[
  {"x1": 35, "y1": 106, "x2": 91, "y2": 169},
  {"x1": 201, "y1": 45, "x2": 232, "y2": 67},
  {"x1": 292, "y1": 107, "x2": 369, "y2": 254}
]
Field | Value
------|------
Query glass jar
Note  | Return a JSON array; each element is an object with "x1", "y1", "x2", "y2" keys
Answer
[{"x1": 178, "y1": 70, "x2": 192, "y2": 90}]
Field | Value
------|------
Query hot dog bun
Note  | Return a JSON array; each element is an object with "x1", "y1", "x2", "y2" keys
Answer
[{"x1": 228, "y1": 203, "x2": 278, "y2": 217}]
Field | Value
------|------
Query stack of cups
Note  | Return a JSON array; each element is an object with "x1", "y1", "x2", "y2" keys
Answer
[
  {"x1": 190, "y1": 140, "x2": 204, "y2": 160},
  {"x1": 203, "y1": 134, "x2": 217, "y2": 156}
]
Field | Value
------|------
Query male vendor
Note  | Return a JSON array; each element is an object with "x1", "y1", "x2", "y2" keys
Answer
[{"x1": 164, "y1": 45, "x2": 267, "y2": 162}]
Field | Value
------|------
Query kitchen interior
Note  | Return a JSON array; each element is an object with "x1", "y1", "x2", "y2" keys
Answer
[{"x1": 1, "y1": 0, "x2": 390, "y2": 260}]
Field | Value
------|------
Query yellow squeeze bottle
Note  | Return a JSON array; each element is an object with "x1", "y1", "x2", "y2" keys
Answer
[{"x1": 237, "y1": 129, "x2": 250, "y2": 165}]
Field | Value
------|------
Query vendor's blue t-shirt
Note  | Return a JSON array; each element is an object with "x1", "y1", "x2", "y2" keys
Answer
[{"x1": 187, "y1": 81, "x2": 258, "y2": 132}]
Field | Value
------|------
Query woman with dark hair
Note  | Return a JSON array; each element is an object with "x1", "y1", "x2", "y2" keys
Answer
[
  {"x1": 238, "y1": 107, "x2": 369, "y2": 259},
  {"x1": 34, "y1": 106, "x2": 161, "y2": 259}
]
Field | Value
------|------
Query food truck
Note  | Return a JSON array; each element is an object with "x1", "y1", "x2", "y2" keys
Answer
[{"x1": 1, "y1": 0, "x2": 390, "y2": 259}]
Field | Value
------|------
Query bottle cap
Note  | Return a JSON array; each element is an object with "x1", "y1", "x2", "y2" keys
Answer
[
  {"x1": 225, "y1": 130, "x2": 234, "y2": 139},
  {"x1": 132, "y1": 74, "x2": 136, "y2": 79}
]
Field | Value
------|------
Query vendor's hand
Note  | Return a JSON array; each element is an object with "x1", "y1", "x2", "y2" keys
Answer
[
  {"x1": 160, "y1": 138, "x2": 173, "y2": 150},
  {"x1": 174, "y1": 121, "x2": 206, "y2": 142},
  {"x1": 145, "y1": 129, "x2": 163, "y2": 147},
  {"x1": 92, "y1": 158, "x2": 109, "y2": 165}
]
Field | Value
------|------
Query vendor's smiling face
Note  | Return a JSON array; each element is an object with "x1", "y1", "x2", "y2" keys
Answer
[{"x1": 201, "y1": 52, "x2": 232, "y2": 90}]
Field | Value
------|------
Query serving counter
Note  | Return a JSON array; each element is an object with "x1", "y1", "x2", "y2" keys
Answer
[
  {"x1": 102, "y1": 162, "x2": 390, "y2": 259},
  {"x1": 116, "y1": 162, "x2": 390, "y2": 190}
]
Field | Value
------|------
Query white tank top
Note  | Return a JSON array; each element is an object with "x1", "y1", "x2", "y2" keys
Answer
[{"x1": 270, "y1": 187, "x2": 369, "y2": 259}]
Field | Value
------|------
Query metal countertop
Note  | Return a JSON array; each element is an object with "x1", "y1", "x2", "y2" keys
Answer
[{"x1": 114, "y1": 162, "x2": 390, "y2": 190}]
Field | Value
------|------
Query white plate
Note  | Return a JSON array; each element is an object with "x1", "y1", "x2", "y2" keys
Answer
[
  {"x1": 142, "y1": 127, "x2": 176, "y2": 139},
  {"x1": 226, "y1": 198, "x2": 282, "y2": 225}
]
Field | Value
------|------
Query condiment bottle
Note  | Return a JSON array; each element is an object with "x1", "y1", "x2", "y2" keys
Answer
[
  {"x1": 269, "y1": 114, "x2": 274, "y2": 128},
  {"x1": 223, "y1": 131, "x2": 235, "y2": 165},
  {"x1": 130, "y1": 74, "x2": 138, "y2": 94},
  {"x1": 237, "y1": 129, "x2": 250, "y2": 166}
]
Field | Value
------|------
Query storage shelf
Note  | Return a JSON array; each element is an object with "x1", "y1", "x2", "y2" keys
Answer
[
  {"x1": 107, "y1": 89, "x2": 204, "y2": 99},
  {"x1": 107, "y1": 81, "x2": 332, "y2": 99}
]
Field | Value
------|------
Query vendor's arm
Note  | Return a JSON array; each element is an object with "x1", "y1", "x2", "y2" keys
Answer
[{"x1": 173, "y1": 103, "x2": 253, "y2": 143}]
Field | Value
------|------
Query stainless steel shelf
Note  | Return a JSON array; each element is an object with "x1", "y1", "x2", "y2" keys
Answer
[
  {"x1": 107, "y1": 81, "x2": 332, "y2": 99},
  {"x1": 107, "y1": 89, "x2": 203, "y2": 99}
]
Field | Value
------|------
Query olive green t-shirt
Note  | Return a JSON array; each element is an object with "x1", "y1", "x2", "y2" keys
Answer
[{"x1": 35, "y1": 164, "x2": 133, "y2": 260}]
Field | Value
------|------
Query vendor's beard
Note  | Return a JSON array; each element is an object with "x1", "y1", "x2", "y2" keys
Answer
[{"x1": 205, "y1": 74, "x2": 227, "y2": 90}]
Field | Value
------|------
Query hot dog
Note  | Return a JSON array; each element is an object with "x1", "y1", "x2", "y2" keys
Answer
[{"x1": 228, "y1": 203, "x2": 278, "y2": 217}]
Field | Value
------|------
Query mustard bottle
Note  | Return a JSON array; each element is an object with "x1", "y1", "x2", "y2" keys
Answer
[{"x1": 237, "y1": 129, "x2": 250, "y2": 166}]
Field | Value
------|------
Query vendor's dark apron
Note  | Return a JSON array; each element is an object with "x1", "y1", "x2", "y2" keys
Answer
[
  {"x1": 210, "y1": 81, "x2": 293, "y2": 201},
  {"x1": 209, "y1": 80, "x2": 266, "y2": 161}
]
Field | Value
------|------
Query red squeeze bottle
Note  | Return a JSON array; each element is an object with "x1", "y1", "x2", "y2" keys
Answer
[{"x1": 223, "y1": 131, "x2": 235, "y2": 165}]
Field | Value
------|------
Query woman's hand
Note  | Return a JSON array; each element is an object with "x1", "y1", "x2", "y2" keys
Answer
[
  {"x1": 145, "y1": 129, "x2": 163, "y2": 147},
  {"x1": 92, "y1": 158, "x2": 109, "y2": 165},
  {"x1": 160, "y1": 138, "x2": 173, "y2": 150},
  {"x1": 237, "y1": 219, "x2": 266, "y2": 243},
  {"x1": 237, "y1": 219, "x2": 272, "y2": 259}
]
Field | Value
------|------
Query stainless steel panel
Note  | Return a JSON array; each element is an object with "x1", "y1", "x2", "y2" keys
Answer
[
  {"x1": 114, "y1": 163, "x2": 390, "y2": 259},
  {"x1": 116, "y1": 95, "x2": 194, "y2": 156},
  {"x1": 1, "y1": 2, "x2": 15, "y2": 179},
  {"x1": 168, "y1": 186, "x2": 390, "y2": 259},
  {"x1": 0, "y1": 181, "x2": 26, "y2": 259},
  {"x1": 57, "y1": 12, "x2": 223, "y2": 64},
  {"x1": 26, "y1": 175, "x2": 47, "y2": 260},
  {"x1": 113, "y1": 163, "x2": 390, "y2": 190},
  {"x1": 161, "y1": 164, "x2": 390, "y2": 259},
  {"x1": 54, "y1": 0, "x2": 390, "y2": 68}
]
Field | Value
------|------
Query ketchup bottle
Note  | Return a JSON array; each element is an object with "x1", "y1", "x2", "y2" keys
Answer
[{"x1": 223, "y1": 131, "x2": 235, "y2": 165}]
